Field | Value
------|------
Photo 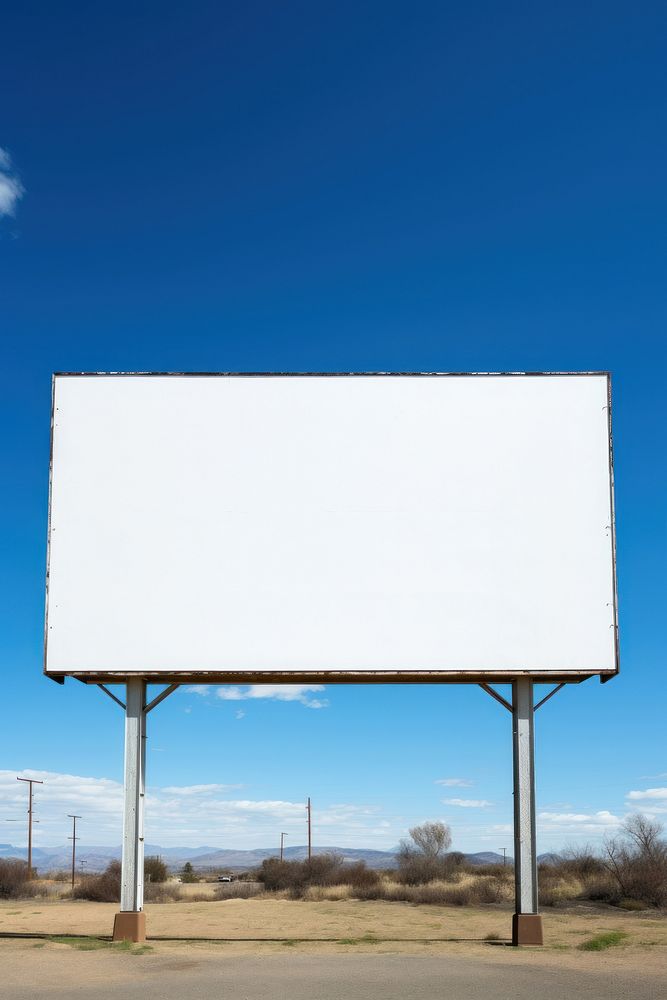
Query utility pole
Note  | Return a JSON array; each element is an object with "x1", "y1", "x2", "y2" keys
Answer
[
  {"x1": 68, "y1": 815, "x2": 82, "y2": 890},
  {"x1": 499, "y1": 847, "x2": 508, "y2": 866},
  {"x1": 280, "y1": 832, "x2": 288, "y2": 862},
  {"x1": 306, "y1": 797, "x2": 312, "y2": 861},
  {"x1": 16, "y1": 777, "x2": 44, "y2": 879}
]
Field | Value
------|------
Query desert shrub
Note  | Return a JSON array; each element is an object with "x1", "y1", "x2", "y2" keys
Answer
[
  {"x1": 577, "y1": 874, "x2": 619, "y2": 904},
  {"x1": 479, "y1": 863, "x2": 513, "y2": 879},
  {"x1": 345, "y1": 862, "x2": 380, "y2": 889},
  {"x1": 474, "y1": 877, "x2": 506, "y2": 904},
  {"x1": 396, "y1": 856, "x2": 442, "y2": 885},
  {"x1": 538, "y1": 864, "x2": 566, "y2": 907},
  {"x1": 302, "y1": 873, "x2": 512, "y2": 906},
  {"x1": 180, "y1": 861, "x2": 199, "y2": 884},
  {"x1": 397, "y1": 822, "x2": 454, "y2": 885},
  {"x1": 303, "y1": 883, "x2": 353, "y2": 902},
  {"x1": 144, "y1": 881, "x2": 182, "y2": 902},
  {"x1": 538, "y1": 883, "x2": 561, "y2": 907},
  {"x1": 45, "y1": 870, "x2": 72, "y2": 882},
  {"x1": 351, "y1": 882, "x2": 389, "y2": 902},
  {"x1": 602, "y1": 815, "x2": 667, "y2": 907},
  {"x1": 144, "y1": 856, "x2": 168, "y2": 884},
  {"x1": 415, "y1": 882, "x2": 470, "y2": 905},
  {"x1": 617, "y1": 897, "x2": 648, "y2": 911},
  {"x1": 257, "y1": 858, "x2": 293, "y2": 892},
  {"x1": 214, "y1": 881, "x2": 263, "y2": 900},
  {"x1": 73, "y1": 861, "x2": 121, "y2": 902},
  {"x1": 0, "y1": 860, "x2": 38, "y2": 899},
  {"x1": 557, "y1": 846, "x2": 606, "y2": 881},
  {"x1": 257, "y1": 854, "x2": 376, "y2": 898}
]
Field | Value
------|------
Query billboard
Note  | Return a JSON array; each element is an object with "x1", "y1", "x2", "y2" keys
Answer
[{"x1": 44, "y1": 373, "x2": 618, "y2": 681}]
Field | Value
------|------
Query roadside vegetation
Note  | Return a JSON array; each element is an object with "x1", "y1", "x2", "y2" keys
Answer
[
  {"x1": 0, "y1": 860, "x2": 39, "y2": 900},
  {"x1": 4, "y1": 814, "x2": 665, "y2": 912}
]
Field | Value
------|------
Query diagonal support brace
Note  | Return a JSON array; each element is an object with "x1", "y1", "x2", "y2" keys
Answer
[
  {"x1": 144, "y1": 683, "x2": 180, "y2": 714},
  {"x1": 479, "y1": 682, "x2": 513, "y2": 712}
]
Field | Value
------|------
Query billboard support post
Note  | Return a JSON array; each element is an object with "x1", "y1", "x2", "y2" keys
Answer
[
  {"x1": 512, "y1": 678, "x2": 542, "y2": 945},
  {"x1": 113, "y1": 679, "x2": 147, "y2": 943}
]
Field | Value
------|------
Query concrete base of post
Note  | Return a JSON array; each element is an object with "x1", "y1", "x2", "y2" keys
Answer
[
  {"x1": 112, "y1": 911, "x2": 146, "y2": 943},
  {"x1": 512, "y1": 913, "x2": 543, "y2": 946}
]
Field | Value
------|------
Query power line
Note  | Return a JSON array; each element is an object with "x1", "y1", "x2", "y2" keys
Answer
[
  {"x1": 306, "y1": 797, "x2": 312, "y2": 861},
  {"x1": 16, "y1": 777, "x2": 44, "y2": 879},
  {"x1": 68, "y1": 815, "x2": 82, "y2": 890}
]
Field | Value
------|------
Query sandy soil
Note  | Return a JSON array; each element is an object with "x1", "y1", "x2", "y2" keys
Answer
[{"x1": 1, "y1": 897, "x2": 666, "y2": 965}]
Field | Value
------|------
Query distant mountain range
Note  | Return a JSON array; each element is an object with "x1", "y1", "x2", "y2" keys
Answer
[{"x1": 0, "y1": 842, "x2": 531, "y2": 873}]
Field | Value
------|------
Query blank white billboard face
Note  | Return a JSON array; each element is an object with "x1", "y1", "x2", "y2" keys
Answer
[{"x1": 45, "y1": 374, "x2": 617, "y2": 679}]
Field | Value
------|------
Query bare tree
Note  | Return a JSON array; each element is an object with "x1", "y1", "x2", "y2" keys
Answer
[
  {"x1": 405, "y1": 821, "x2": 452, "y2": 858},
  {"x1": 621, "y1": 815, "x2": 664, "y2": 857},
  {"x1": 601, "y1": 813, "x2": 667, "y2": 907},
  {"x1": 397, "y1": 821, "x2": 453, "y2": 884}
]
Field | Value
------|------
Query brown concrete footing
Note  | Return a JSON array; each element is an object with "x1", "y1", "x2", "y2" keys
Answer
[
  {"x1": 512, "y1": 913, "x2": 544, "y2": 946},
  {"x1": 112, "y1": 911, "x2": 146, "y2": 943}
]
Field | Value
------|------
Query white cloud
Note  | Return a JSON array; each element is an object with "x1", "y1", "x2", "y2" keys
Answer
[
  {"x1": 0, "y1": 148, "x2": 24, "y2": 218},
  {"x1": 538, "y1": 810, "x2": 621, "y2": 830},
  {"x1": 185, "y1": 684, "x2": 328, "y2": 708},
  {"x1": 435, "y1": 778, "x2": 473, "y2": 788},
  {"x1": 442, "y1": 798, "x2": 492, "y2": 808},
  {"x1": 235, "y1": 710, "x2": 245, "y2": 720},
  {"x1": 161, "y1": 784, "x2": 241, "y2": 796},
  {"x1": 216, "y1": 685, "x2": 328, "y2": 709},
  {"x1": 1, "y1": 770, "x2": 388, "y2": 849},
  {"x1": 627, "y1": 788, "x2": 667, "y2": 801}
]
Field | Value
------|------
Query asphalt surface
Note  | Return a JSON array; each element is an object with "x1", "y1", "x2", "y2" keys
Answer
[{"x1": 5, "y1": 954, "x2": 662, "y2": 1000}]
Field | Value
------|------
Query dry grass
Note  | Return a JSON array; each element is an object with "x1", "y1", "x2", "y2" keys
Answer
[
  {"x1": 305, "y1": 873, "x2": 514, "y2": 906},
  {"x1": 0, "y1": 862, "x2": 40, "y2": 901},
  {"x1": 1, "y1": 894, "x2": 666, "y2": 963}
]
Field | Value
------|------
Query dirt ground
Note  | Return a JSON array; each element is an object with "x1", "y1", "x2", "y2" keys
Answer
[{"x1": 1, "y1": 896, "x2": 666, "y2": 967}]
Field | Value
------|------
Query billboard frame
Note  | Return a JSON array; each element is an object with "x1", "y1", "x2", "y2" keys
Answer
[{"x1": 44, "y1": 370, "x2": 619, "y2": 686}]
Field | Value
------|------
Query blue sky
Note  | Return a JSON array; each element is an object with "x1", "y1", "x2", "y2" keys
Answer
[{"x1": 1, "y1": 1, "x2": 666, "y2": 854}]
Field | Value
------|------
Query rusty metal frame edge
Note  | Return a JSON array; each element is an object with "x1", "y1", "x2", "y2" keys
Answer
[
  {"x1": 43, "y1": 374, "x2": 57, "y2": 682},
  {"x1": 53, "y1": 671, "x2": 600, "y2": 685},
  {"x1": 604, "y1": 372, "x2": 620, "y2": 681}
]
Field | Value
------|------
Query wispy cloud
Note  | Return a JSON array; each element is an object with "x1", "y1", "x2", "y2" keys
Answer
[
  {"x1": 442, "y1": 798, "x2": 492, "y2": 808},
  {"x1": 185, "y1": 684, "x2": 328, "y2": 708},
  {"x1": 538, "y1": 810, "x2": 621, "y2": 831},
  {"x1": 2, "y1": 770, "x2": 386, "y2": 848},
  {"x1": 161, "y1": 784, "x2": 242, "y2": 796},
  {"x1": 216, "y1": 685, "x2": 328, "y2": 709},
  {"x1": 435, "y1": 778, "x2": 473, "y2": 788},
  {"x1": 0, "y1": 148, "x2": 24, "y2": 218},
  {"x1": 627, "y1": 788, "x2": 667, "y2": 801}
]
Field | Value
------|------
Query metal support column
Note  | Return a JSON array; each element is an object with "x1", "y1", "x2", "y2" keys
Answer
[
  {"x1": 511, "y1": 678, "x2": 543, "y2": 945},
  {"x1": 113, "y1": 679, "x2": 147, "y2": 942}
]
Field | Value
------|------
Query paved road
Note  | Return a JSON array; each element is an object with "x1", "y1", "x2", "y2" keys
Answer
[{"x1": 5, "y1": 953, "x2": 661, "y2": 1000}]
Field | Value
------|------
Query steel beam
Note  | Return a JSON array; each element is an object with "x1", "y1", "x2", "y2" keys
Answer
[
  {"x1": 512, "y1": 677, "x2": 542, "y2": 945},
  {"x1": 114, "y1": 679, "x2": 146, "y2": 941}
]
